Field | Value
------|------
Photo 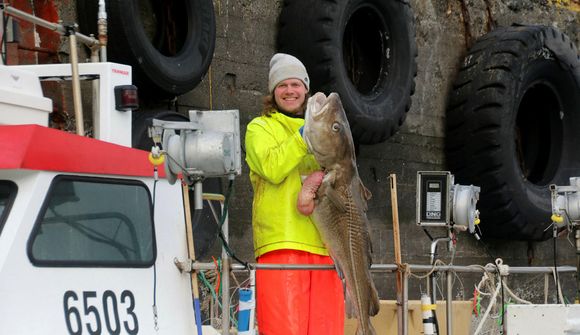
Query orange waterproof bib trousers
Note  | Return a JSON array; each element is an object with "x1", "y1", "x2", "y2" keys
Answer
[{"x1": 256, "y1": 249, "x2": 345, "y2": 335}]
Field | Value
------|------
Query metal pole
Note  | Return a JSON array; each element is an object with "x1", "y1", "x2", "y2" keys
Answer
[
  {"x1": 446, "y1": 270, "x2": 453, "y2": 335},
  {"x1": 221, "y1": 199, "x2": 231, "y2": 335},
  {"x1": 403, "y1": 271, "x2": 409, "y2": 335},
  {"x1": 446, "y1": 229, "x2": 454, "y2": 335},
  {"x1": 389, "y1": 174, "x2": 404, "y2": 335},
  {"x1": 204, "y1": 193, "x2": 227, "y2": 331},
  {"x1": 90, "y1": 47, "x2": 100, "y2": 136},
  {"x1": 97, "y1": 0, "x2": 108, "y2": 61},
  {"x1": 429, "y1": 237, "x2": 450, "y2": 312},
  {"x1": 67, "y1": 27, "x2": 84, "y2": 136},
  {"x1": 575, "y1": 228, "x2": 580, "y2": 303},
  {"x1": 2, "y1": 5, "x2": 99, "y2": 48},
  {"x1": 544, "y1": 273, "x2": 549, "y2": 304},
  {"x1": 183, "y1": 182, "x2": 204, "y2": 335},
  {"x1": 409, "y1": 264, "x2": 577, "y2": 274},
  {"x1": 188, "y1": 262, "x2": 576, "y2": 274}
]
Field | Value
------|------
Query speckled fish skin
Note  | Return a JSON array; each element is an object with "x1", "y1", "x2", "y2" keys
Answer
[{"x1": 303, "y1": 92, "x2": 380, "y2": 335}]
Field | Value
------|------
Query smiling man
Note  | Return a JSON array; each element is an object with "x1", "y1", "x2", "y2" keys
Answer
[{"x1": 244, "y1": 53, "x2": 345, "y2": 335}]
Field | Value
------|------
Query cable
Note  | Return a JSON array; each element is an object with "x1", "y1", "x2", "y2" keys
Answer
[
  {"x1": 422, "y1": 227, "x2": 434, "y2": 241},
  {"x1": 408, "y1": 259, "x2": 448, "y2": 279},
  {"x1": 1, "y1": 11, "x2": 7, "y2": 64},
  {"x1": 165, "y1": 148, "x2": 248, "y2": 268},
  {"x1": 208, "y1": 65, "x2": 213, "y2": 110},
  {"x1": 216, "y1": 178, "x2": 249, "y2": 268},
  {"x1": 212, "y1": 256, "x2": 221, "y2": 296},
  {"x1": 197, "y1": 270, "x2": 238, "y2": 328},
  {"x1": 163, "y1": 149, "x2": 248, "y2": 267}
]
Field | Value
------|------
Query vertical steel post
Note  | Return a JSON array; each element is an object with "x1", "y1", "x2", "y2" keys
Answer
[
  {"x1": 403, "y1": 271, "x2": 409, "y2": 335},
  {"x1": 97, "y1": 0, "x2": 107, "y2": 61},
  {"x1": 576, "y1": 228, "x2": 580, "y2": 303},
  {"x1": 446, "y1": 270, "x2": 453, "y2": 335},
  {"x1": 66, "y1": 26, "x2": 84, "y2": 136},
  {"x1": 221, "y1": 199, "x2": 231, "y2": 335},
  {"x1": 389, "y1": 174, "x2": 404, "y2": 335}
]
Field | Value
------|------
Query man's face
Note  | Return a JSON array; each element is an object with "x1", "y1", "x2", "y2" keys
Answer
[{"x1": 274, "y1": 78, "x2": 308, "y2": 115}]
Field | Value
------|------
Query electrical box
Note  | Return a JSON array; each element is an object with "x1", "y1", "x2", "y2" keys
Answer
[
  {"x1": 416, "y1": 171, "x2": 481, "y2": 233},
  {"x1": 416, "y1": 171, "x2": 452, "y2": 227}
]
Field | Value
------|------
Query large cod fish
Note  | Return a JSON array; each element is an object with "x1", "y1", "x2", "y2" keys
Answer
[{"x1": 300, "y1": 92, "x2": 380, "y2": 335}]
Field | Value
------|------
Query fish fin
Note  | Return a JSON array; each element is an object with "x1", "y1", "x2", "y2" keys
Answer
[
  {"x1": 360, "y1": 179, "x2": 372, "y2": 201},
  {"x1": 319, "y1": 171, "x2": 347, "y2": 212},
  {"x1": 327, "y1": 251, "x2": 345, "y2": 280},
  {"x1": 323, "y1": 169, "x2": 337, "y2": 186},
  {"x1": 334, "y1": 262, "x2": 345, "y2": 281},
  {"x1": 327, "y1": 251, "x2": 347, "y2": 305},
  {"x1": 365, "y1": 228, "x2": 375, "y2": 258},
  {"x1": 369, "y1": 284, "x2": 380, "y2": 317},
  {"x1": 357, "y1": 177, "x2": 372, "y2": 211},
  {"x1": 344, "y1": 286, "x2": 356, "y2": 319},
  {"x1": 325, "y1": 186, "x2": 347, "y2": 212},
  {"x1": 359, "y1": 181, "x2": 376, "y2": 256}
]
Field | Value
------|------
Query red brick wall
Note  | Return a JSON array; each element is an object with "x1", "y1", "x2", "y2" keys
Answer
[{"x1": 3, "y1": 0, "x2": 60, "y2": 65}]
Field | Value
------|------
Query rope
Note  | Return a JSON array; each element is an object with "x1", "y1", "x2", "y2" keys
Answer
[
  {"x1": 407, "y1": 259, "x2": 448, "y2": 279},
  {"x1": 473, "y1": 282, "x2": 501, "y2": 335}
]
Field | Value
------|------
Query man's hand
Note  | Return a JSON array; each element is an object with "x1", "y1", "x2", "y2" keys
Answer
[{"x1": 297, "y1": 171, "x2": 325, "y2": 215}]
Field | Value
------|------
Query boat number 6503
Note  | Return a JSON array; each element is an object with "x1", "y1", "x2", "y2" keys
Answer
[{"x1": 63, "y1": 290, "x2": 139, "y2": 335}]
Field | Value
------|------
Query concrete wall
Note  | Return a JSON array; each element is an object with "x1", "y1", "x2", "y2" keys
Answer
[
  {"x1": 4, "y1": 0, "x2": 576, "y2": 331},
  {"x1": 179, "y1": 0, "x2": 580, "y2": 306}
]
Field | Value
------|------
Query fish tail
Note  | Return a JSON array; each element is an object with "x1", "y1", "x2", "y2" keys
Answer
[
  {"x1": 369, "y1": 284, "x2": 380, "y2": 316},
  {"x1": 345, "y1": 288, "x2": 355, "y2": 318},
  {"x1": 355, "y1": 320, "x2": 377, "y2": 335}
]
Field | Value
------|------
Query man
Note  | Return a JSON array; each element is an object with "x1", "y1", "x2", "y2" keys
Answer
[{"x1": 245, "y1": 53, "x2": 345, "y2": 335}]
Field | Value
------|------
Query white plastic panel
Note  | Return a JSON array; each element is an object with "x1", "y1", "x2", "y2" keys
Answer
[
  {"x1": 507, "y1": 304, "x2": 580, "y2": 335},
  {"x1": 0, "y1": 65, "x2": 52, "y2": 126}
]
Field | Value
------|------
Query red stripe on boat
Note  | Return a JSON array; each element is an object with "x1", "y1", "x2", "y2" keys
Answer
[{"x1": 0, "y1": 125, "x2": 166, "y2": 177}]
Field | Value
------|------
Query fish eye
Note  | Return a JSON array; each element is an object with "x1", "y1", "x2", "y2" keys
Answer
[{"x1": 332, "y1": 122, "x2": 341, "y2": 132}]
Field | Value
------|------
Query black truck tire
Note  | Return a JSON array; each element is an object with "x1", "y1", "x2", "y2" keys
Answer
[
  {"x1": 77, "y1": 0, "x2": 216, "y2": 99},
  {"x1": 445, "y1": 25, "x2": 580, "y2": 241},
  {"x1": 277, "y1": 0, "x2": 417, "y2": 144}
]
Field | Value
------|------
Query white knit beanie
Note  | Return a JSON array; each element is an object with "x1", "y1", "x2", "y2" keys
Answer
[{"x1": 268, "y1": 53, "x2": 310, "y2": 93}]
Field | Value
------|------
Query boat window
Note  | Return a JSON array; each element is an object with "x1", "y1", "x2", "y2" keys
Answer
[
  {"x1": 28, "y1": 176, "x2": 155, "y2": 267},
  {"x1": 0, "y1": 181, "x2": 17, "y2": 236}
]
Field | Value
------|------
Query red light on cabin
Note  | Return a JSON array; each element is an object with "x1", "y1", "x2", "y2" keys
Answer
[{"x1": 114, "y1": 85, "x2": 139, "y2": 111}]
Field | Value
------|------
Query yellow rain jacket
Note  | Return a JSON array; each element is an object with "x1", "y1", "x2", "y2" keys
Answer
[{"x1": 245, "y1": 111, "x2": 328, "y2": 258}]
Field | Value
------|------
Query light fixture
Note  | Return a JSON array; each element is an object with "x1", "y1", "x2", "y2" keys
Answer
[{"x1": 114, "y1": 85, "x2": 138, "y2": 111}]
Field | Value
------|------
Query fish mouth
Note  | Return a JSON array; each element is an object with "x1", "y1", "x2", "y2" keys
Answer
[
  {"x1": 307, "y1": 92, "x2": 328, "y2": 121},
  {"x1": 312, "y1": 100, "x2": 330, "y2": 121}
]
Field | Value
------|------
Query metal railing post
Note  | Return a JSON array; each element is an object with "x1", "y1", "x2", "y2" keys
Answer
[
  {"x1": 446, "y1": 269, "x2": 453, "y2": 335},
  {"x1": 221, "y1": 202, "x2": 230, "y2": 335},
  {"x1": 403, "y1": 271, "x2": 409, "y2": 335}
]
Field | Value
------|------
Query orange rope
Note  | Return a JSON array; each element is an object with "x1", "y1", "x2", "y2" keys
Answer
[{"x1": 212, "y1": 256, "x2": 221, "y2": 295}]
